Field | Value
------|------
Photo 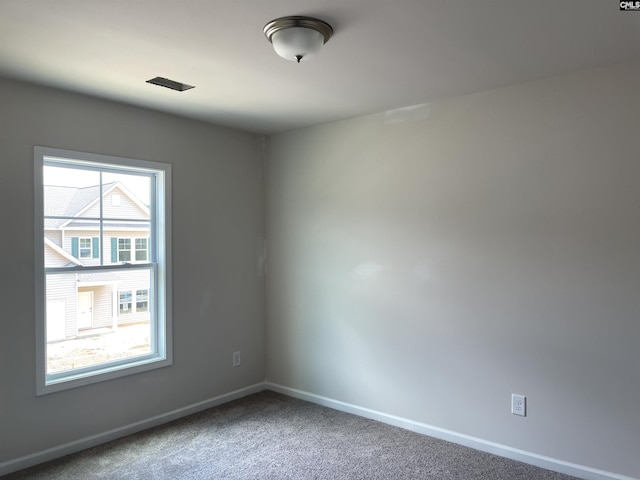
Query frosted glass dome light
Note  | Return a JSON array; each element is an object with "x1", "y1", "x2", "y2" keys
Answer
[{"x1": 264, "y1": 16, "x2": 333, "y2": 63}]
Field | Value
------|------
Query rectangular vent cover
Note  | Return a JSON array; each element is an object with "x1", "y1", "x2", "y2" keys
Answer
[{"x1": 146, "y1": 77, "x2": 194, "y2": 91}]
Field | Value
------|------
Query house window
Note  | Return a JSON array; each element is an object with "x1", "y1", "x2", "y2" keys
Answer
[
  {"x1": 79, "y1": 238, "x2": 92, "y2": 258},
  {"x1": 71, "y1": 237, "x2": 98, "y2": 259},
  {"x1": 35, "y1": 146, "x2": 172, "y2": 395},
  {"x1": 136, "y1": 289, "x2": 149, "y2": 312},
  {"x1": 135, "y1": 238, "x2": 148, "y2": 261},
  {"x1": 118, "y1": 238, "x2": 132, "y2": 262},
  {"x1": 119, "y1": 291, "x2": 133, "y2": 314},
  {"x1": 113, "y1": 237, "x2": 147, "y2": 263}
]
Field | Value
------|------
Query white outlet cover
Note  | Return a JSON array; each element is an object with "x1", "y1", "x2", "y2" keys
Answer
[
  {"x1": 511, "y1": 394, "x2": 526, "y2": 417},
  {"x1": 233, "y1": 351, "x2": 241, "y2": 367}
]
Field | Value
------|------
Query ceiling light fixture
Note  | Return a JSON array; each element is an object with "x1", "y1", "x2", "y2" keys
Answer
[{"x1": 263, "y1": 16, "x2": 333, "y2": 63}]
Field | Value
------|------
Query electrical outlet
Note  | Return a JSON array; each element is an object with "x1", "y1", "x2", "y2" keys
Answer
[
  {"x1": 511, "y1": 394, "x2": 526, "y2": 417},
  {"x1": 232, "y1": 351, "x2": 241, "y2": 367}
]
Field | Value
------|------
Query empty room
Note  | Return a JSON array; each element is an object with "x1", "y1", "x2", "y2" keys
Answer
[{"x1": 0, "y1": 1, "x2": 638, "y2": 479}]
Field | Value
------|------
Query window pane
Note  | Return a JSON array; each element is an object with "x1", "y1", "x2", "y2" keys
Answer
[
  {"x1": 118, "y1": 239, "x2": 131, "y2": 262},
  {"x1": 119, "y1": 291, "x2": 132, "y2": 314},
  {"x1": 43, "y1": 167, "x2": 101, "y2": 266},
  {"x1": 102, "y1": 172, "x2": 151, "y2": 207},
  {"x1": 135, "y1": 238, "x2": 148, "y2": 261},
  {"x1": 79, "y1": 238, "x2": 91, "y2": 258},
  {"x1": 45, "y1": 267, "x2": 154, "y2": 375},
  {"x1": 136, "y1": 289, "x2": 149, "y2": 312},
  {"x1": 43, "y1": 165, "x2": 100, "y2": 192},
  {"x1": 46, "y1": 319, "x2": 152, "y2": 375}
]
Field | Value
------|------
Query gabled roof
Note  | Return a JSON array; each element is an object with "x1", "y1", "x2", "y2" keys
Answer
[
  {"x1": 44, "y1": 181, "x2": 149, "y2": 229},
  {"x1": 44, "y1": 182, "x2": 117, "y2": 228}
]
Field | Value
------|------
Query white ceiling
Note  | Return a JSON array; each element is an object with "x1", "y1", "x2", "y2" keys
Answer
[{"x1": 1, "y1": 1, "x2": 639, "y2": 134}]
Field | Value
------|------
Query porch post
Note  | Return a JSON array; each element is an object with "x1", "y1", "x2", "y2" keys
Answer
[{"x1": 112, "y1": 284, "x2": 118, "y2": 331}]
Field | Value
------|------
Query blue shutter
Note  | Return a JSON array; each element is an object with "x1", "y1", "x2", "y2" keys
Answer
[
  {"x1": 111, "y1": 238, "x2": 118, "y2": 263},
  {"x1": 71, "y1": 237, "x2": 79, "y2": 258},
  {"x1": 92, "y1": 237, "x2": 99, "y2": 259}
]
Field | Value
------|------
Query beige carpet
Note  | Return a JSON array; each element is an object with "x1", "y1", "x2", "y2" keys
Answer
[{"x1": 3, "y1": 391, "x2": 580, "y2": 479}]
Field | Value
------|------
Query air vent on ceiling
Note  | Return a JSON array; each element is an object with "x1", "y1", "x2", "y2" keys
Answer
[{"x1": 146, "y1": 77, "x2": 195, "y2": 92}]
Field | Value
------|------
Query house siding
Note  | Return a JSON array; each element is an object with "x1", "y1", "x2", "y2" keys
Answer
[
  {"x1": 82, "y1": 186, "x2": 148, "y2": 220},
  {"x1": 45, "y1": 244, "x2": 72, "y2": 267},
  {"x1": 45, "y1": 230, "x2": 62, "y2": 247}
]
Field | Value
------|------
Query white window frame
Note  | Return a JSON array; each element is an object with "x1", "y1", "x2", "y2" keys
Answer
[
  {"x1": 118, "y1": 238, "x2": 132, "y2": 262},
  {"x1": 136, "y1": 289, "x2": 149, "y2": 312},
  {"x1": 35, "y1": 146, "x2": 172, "y2": 395},
  {"x1": 116, "y1": 237, "x2": 148, "y2": 263},
  {"x1": 135, "y1": 237, "x2": 149, "y2": 262},
  {"x1": 118, "y1": 290, "x2": 133, "y2": 315},
  {"x1": 79, "y1": 237, "x2": 93, "y2": 259}
]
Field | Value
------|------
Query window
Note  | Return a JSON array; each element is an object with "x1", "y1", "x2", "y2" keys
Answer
[
  {"x1": 136, "y1": 289, "x2": 149, "y2": 312},
  {"x1": 114, "y1": 237, "x2": 147, "y2": 263},
  {"x1": 35, "y1": 146, "x2": 172, "y2": 395},
  {"x1": 71, "y1": 236, "x2": 98, "y2": 260},
  {"x1": 119, "y1": 291, "x2": 133, "y2": 315},
  {"x1": 79, "y1": 238, "x2": 92, "y2": 258},
  {"x1": 135, "y1": 238, "x2": 148, "y2": 261},
  {"x1": 118, "y1": 238, "x2": 132, "y2": 262},
  {"x1": 119, "y1": 289, "x2": 149, "y2": 315}
]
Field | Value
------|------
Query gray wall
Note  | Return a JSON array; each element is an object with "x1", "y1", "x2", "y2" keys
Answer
[
  {"x1": 265, "y1": 62, "x2": 640, "y2": 478},
  {"x1": 2, "y1": 61, "x2": 639, "y2": 478},
  {"x1": 0, "y1": 78, "x2": 265, "y2": 462}
]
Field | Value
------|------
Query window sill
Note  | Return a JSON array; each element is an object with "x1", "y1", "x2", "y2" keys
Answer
[{"x1": 37, "y1": 354, "x2": 172, "y2": 396}]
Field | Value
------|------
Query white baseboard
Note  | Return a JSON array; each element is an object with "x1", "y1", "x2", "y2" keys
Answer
[
  {"x1": 0, "y1": 381, "x2": 266, "y2": 477},
  {"x1": 3, "y1": 381, "x2": 635, "y2": 480},
  {"x1": 266, "y1": 382, "x2": 637, "y2": 480}
]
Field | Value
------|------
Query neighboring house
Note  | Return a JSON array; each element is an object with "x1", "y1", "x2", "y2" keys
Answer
[{"x1": 44, "y1": 181, "x2": 151, "y2": 342}]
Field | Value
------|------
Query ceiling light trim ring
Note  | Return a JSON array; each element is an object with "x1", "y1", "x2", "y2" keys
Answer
[{"x1": 263, "y1": 16, "x2": 333, "y2": 45}]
